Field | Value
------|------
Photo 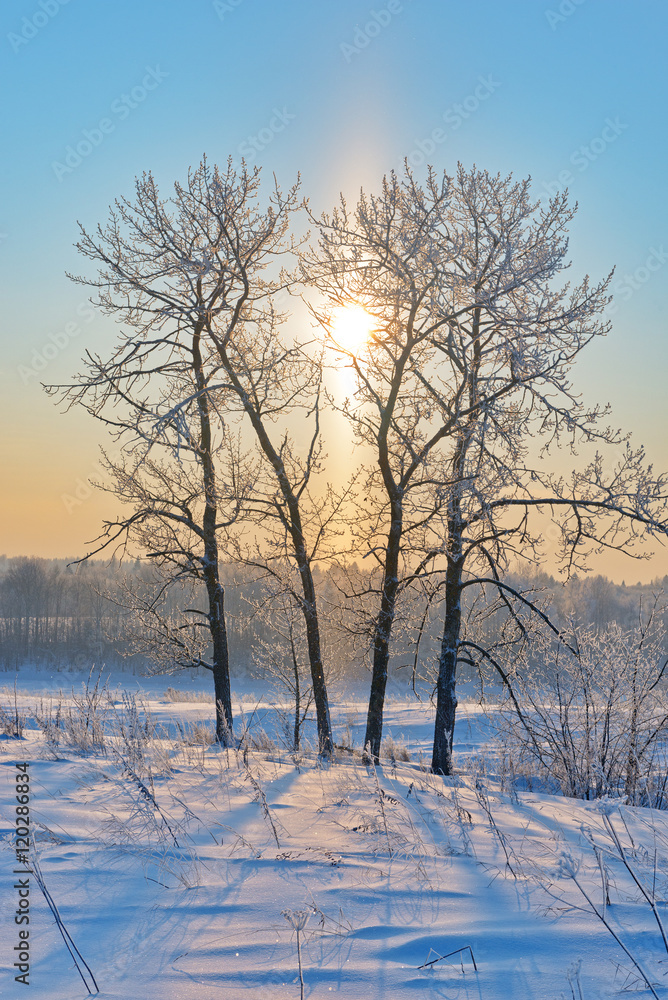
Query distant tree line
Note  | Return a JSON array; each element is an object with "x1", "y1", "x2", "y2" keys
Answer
[
  {"x1": 1, "y1": 553, "x2": 665, "y2": 682},
  {"x1": 0, "y1": 556, "x2": 138, "y2": 669},
  {"x1": 0, "y1": 555, "x2": 358, "y2": 678}
]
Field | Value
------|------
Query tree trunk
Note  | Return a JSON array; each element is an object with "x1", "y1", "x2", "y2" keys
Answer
[
  {"x1": 432, "y1": 430, "x2": 468, "y2": 775},
  {"x1": 298, "y1": 564, "x2": 333, "y2": 755},
  {"x1": 432, "y1": 304, "x2": 481, "y2": 775},
  {"x1": 279, "y1": 487, "x2": 333, "y2": 756},
  {"x1": 290, "y1": 629, "x2": 301, "y2": 751},
  {"x1": 432, "y1": 553, "x2": 463, "y2": 774},
  {"x1": 215, "y1": 343, "x2": 333, "y2": 756},
  {"x1": 624, "y1": 662, "x2": 640, "y2": 804},
  {"x1": 364, "y1": 501, "x2": 402, "y2": 763},
  {"x1": 194, "y1": 319, "x2": 234, "y2": 746},
  {"x1": 203, "y1": 556, "x2": 233, "y2": 744}
]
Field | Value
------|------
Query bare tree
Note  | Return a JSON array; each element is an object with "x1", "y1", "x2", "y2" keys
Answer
[
  {"x1": 414, "y1": 167, "x2": 668, "y2": 775},
  {"x1": 46, "y1": 159, "x2": 269, "y2": 742},
  {"x1": 48, "y1": 158, "x2": 335, "y2": 754},
  {"x1": 306, "y1": 163, "x2": 668, "y2": 772}
]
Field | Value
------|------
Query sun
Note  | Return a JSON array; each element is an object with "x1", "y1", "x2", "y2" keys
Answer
[{"x1": 329, "y1": 304, "x2": 376, "y2": 354}]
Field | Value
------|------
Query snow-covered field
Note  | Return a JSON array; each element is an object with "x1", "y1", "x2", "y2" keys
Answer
[{"x1": 2, "y1": 668, "x2": 668, "y2": 999}]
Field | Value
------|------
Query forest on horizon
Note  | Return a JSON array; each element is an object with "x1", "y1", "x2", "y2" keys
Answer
[{"x1": 2, "y1": 552, "x2": 666, "y2": 680}]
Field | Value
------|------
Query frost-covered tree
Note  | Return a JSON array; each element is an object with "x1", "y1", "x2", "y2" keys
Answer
[
  {"x1": 49, "y1": 158, "x2": 335, "y2": 755},
  {"x1": 47, "y1": 164, "x2": 256, "y2": 742},
  {"x1": 306, "y1": 164, "x2": 668, "y2": 773}
]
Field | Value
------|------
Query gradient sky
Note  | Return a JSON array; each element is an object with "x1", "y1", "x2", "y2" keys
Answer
[{"x1": 1, "y1": 0, "x2": 667, "y2": 581}]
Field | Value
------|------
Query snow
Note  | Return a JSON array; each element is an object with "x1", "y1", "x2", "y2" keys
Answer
[{"x1": 1, "y1": 668, "x2": 667, "y2": 999}]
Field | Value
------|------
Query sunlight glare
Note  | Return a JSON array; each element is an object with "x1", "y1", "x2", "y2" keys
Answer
[{"x1": 330, "y1": 304, "x2": 376, "y2": 354}]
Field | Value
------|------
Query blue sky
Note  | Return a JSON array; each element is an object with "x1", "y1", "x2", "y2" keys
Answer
[{"x1": 1, "y1": 0, "x2": 667, "y2": 578}]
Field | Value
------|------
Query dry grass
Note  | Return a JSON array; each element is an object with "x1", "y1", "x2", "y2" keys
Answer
[
  {"x1": 164, "y1": 687, "x2": 214, "y2": 704},
  {"x1": 381, "y1": 735, "x2": 412, "y2": 762},
  {"x1": 173, "y1": 721, "x2": 218, "y2": 745}
]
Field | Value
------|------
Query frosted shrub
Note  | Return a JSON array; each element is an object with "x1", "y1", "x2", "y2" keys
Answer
[
  {"x1": 0, "y1": 682, "x2": 26, "y2": 738},
  {"x1": 34, "y1": 671, "x2": 110, "y2": 754},
  {"x1": 495, "y1": 616, "x2": 668, "y2": 806},
  {"x1": 112, "y1": 692, "x2": 159, "y2": 767},
  {"x1": 381, "y1": 735, "x2": 411, "y2": 763}
]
